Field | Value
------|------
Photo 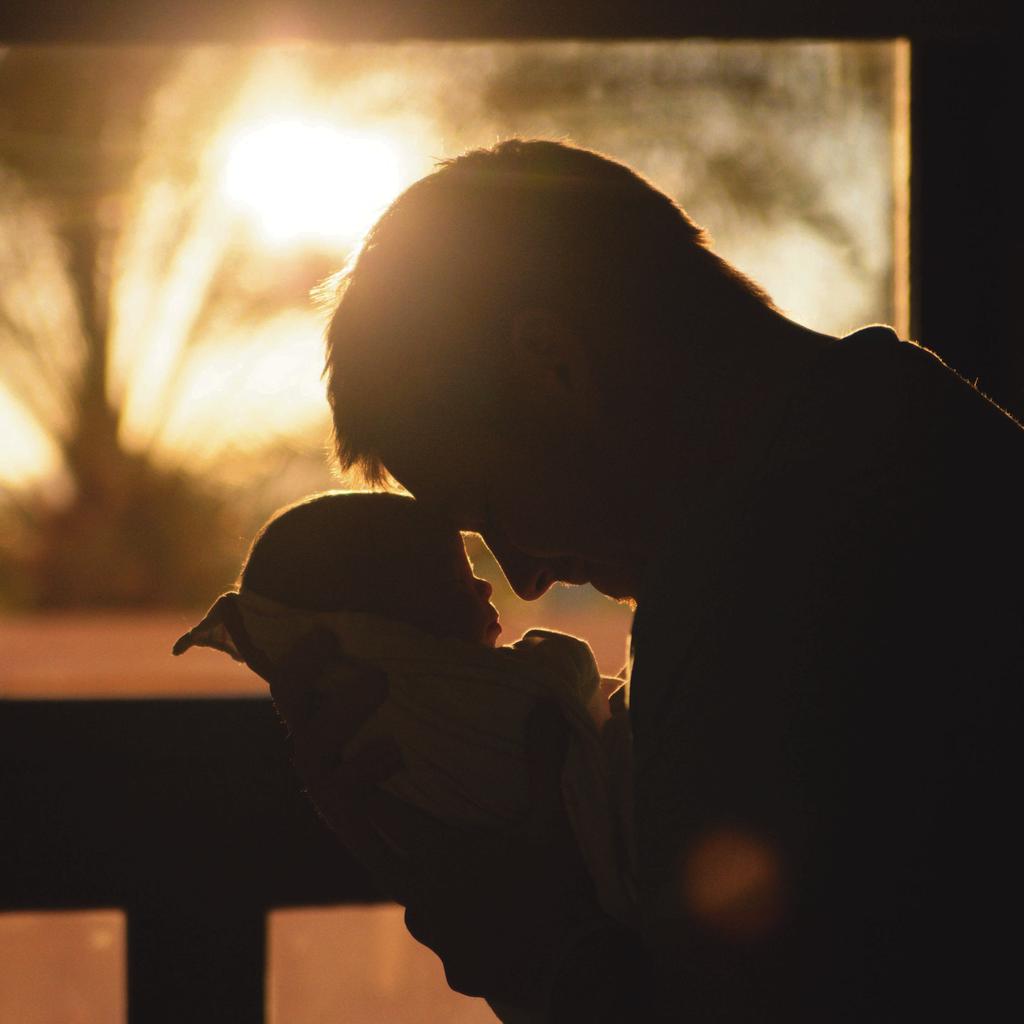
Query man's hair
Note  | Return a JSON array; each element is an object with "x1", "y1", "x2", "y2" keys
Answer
[
  {"x1": 240, "y1": 490, "x2": 452, "y2": 612},
  {"x1": 324, "y1": 138, "x2": 776, "y2": 486}
]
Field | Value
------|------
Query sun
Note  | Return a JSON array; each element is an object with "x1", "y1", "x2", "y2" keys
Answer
[{"x1": 219, "y1": 118, "x2": 412, "y2": 247}]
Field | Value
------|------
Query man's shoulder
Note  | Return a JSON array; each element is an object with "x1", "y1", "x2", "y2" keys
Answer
[
  {"x1": 776, "y1": 325, "x2": 1021, "y2": 478},
  {"x1": 819, "y1": 325, "x2": 1022, "y2": 450},
  {"x1": 634, "y1": 324, "x2": 1023, "y2": 670}
]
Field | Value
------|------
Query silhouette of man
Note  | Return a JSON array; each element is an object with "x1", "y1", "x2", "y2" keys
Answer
[{"x1": 272, "y1": 140, "x2": 1023, "y2": 1021}]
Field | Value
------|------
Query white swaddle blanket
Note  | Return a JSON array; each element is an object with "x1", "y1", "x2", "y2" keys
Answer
[{"x1": 175, "y1": 590, "x2": 636, "y2": 925}]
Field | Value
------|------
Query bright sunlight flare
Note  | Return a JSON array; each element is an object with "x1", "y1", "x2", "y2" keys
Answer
[{"x1": 220, "y1": 119, "x2": 412, "y2": 246}]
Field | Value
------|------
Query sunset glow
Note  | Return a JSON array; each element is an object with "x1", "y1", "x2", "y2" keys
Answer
[{"x1": 154, "y1": 310, "x2": 330, "y2": 459}]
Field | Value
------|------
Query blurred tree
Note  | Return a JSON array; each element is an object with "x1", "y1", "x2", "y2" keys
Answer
[{"x1": 0, "y1": 49, "x2": 330, "y2": 609}]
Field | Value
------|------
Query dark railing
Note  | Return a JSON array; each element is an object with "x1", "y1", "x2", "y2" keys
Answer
[{"x1": 0, "y1": 699, "x2": 382, "y2": 1022}]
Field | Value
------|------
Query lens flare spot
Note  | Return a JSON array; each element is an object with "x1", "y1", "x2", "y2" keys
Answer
[{"x1": 682, "y1": 827, "x2": 786, "y2": 939}]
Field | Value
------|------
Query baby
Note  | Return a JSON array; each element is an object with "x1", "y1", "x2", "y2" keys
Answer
[{"x1": 173, "y1": 490, "x2": 634, "y2": 927}]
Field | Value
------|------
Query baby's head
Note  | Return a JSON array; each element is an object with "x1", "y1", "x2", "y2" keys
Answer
[{"x1": 240, "y1": 490, "x2": 502, "y2": 646}]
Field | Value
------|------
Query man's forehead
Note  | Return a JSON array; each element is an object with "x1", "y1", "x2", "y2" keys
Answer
[{"x1": 380, "y1": 441, "x2": 488, "y2": 531}]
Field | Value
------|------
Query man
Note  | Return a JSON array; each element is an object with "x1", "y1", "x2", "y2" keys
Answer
[{"x1": 273, "y1": 140, "x2": 1023, "y2": 1020}]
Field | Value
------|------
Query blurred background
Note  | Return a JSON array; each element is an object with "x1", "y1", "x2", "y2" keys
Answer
[
  {"x1": 2, "y1": 38, "x2": 904, "y2": 1022},
  {"x1": 0, "y1": 40, "x2": 904, "y2": 635}
]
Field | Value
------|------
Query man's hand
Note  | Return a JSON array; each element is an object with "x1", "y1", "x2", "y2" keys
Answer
[{"x1": 376, "y1": 702, "x2": 610, "y2": 1009}]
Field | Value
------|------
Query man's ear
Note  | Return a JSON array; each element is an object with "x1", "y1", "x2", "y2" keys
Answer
[{"x1": 506, "y1": 308, "x2": 595, "y2": 416}]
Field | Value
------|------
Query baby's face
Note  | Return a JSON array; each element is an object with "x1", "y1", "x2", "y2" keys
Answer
[{"x1": 394, "y1": 531, "x2": 502, "y2": 647}]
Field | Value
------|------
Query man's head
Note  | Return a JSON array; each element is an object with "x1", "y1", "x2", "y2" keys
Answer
[
  {"x1": 241, "y1": 491, "x2": 501, "y2": 646},
  {"x1": 324, "y1": 139, "x2": 780, "y2": 600}
]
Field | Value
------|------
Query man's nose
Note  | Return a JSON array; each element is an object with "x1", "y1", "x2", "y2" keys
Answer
[{"x1": 481, "y1": 533, "x2": 554, "y2": 601}]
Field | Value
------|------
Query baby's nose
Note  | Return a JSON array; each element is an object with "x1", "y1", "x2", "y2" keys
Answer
[{"x1": 473, "y1": 577, "x2": 493, "y2": 600}]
